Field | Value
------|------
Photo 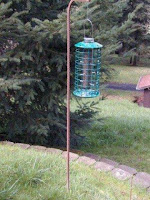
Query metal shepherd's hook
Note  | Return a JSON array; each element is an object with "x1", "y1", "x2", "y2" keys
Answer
[{"x1": 67, "y1": 0, "x2": 91, "y2": 191}]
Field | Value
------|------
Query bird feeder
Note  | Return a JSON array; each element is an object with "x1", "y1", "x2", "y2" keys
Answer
[{"x1": 73, "y1": 37, "x2": 103, "y2": 98}]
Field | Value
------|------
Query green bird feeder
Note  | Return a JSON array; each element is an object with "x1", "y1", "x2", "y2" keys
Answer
[{"x1": 73, "y1": 37, "x2": 103, "y2": 98}]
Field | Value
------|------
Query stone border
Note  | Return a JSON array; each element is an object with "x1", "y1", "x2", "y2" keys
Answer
[{"x1": 0, "y1": 141, "x2": 150, "y2": 192}]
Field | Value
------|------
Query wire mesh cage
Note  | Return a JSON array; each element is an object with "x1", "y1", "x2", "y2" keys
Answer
[{"x1": 73, "y1": 38, "x2": 103, "y2": 98}]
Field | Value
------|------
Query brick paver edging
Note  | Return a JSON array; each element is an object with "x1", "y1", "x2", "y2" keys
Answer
[{"x1": 0, "y1": 141, "x2": 150, "y2": 192}]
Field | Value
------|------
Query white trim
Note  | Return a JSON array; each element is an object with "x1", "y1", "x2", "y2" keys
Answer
[{"x1": 136, "y1": 76, "x2": 142, "y2": 90}]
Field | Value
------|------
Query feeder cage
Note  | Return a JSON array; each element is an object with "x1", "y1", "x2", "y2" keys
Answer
[{"x1": 73, "y1": 37, "x2": 103, "y2": 98}]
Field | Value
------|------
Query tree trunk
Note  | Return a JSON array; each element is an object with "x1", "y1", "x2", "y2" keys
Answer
[
  {"x1": 133, "y1": 55, "x2": 137, "y2": 66},
  {"x1": 130, "y1": 55, "x2": 138, "y2": 66},
  {"x1": 130, "y1": 56, "x2": 133, "y2": 64}
]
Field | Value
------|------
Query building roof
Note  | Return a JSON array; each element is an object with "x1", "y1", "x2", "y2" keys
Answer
[{"x1": 136, "y1": 75, "x2": 150, "y2": 90}]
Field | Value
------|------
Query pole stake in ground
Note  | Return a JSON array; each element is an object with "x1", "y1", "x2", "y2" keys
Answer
[{"x1": 67, "y1": 0, "x2": 103, "y2": 190}]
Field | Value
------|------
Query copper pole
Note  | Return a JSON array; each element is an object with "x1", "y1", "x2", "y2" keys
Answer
[
  {"x1": 67, "y1": 0, "x2": 73, "y2": 191},
  {"x1": 67, "y1": 0, "x2": 91, "y2": 191}
]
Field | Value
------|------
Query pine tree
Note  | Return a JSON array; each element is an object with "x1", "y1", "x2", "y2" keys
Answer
[
  {"x1": 0, "y1": 1, "x2": 99, "y2": 146},
  {"x1": 56, "y1": 0, "x2": 149, "y2": 66},
  {"x1": 113, "y1": 0, "x2": 150, "y2": 65}
]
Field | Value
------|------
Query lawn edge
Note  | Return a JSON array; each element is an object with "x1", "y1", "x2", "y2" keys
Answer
[{"x1": 0, "y1": 140, "x2": 150, "y2": 193}]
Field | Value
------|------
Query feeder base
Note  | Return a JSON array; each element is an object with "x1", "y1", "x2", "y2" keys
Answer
[{"x1": 73, "y1": 89, "x2": 100, "y2": 98}]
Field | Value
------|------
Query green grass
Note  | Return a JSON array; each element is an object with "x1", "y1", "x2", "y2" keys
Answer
[
  {"x1": 110, "y1": 65, "x2": 150, "y2": 84},
  {"x1": 101, "y1": 88, "x2": 141, "y2": 101},
  {"x1": 71, "y1": 98, "x2": 150, "y2": 173},
  {"x1": 0, "y1": 145, "x2": 149, "y2": 200},
  {"x1": 72, "y1": 65, "x2": 150, "y2": 173}
]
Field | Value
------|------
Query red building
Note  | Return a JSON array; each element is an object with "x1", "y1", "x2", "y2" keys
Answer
[{"x1": 136, "y1": 75, "x2": 150, "y2": 108}]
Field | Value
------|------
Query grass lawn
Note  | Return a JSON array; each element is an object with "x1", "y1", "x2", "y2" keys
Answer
[
  {"x1": 100, "y1": 64, "x2": 150, "y2": 101},
  {"x1": 0, "y1": 145, "x2": 149, "y2": 200},
  {"x1": 101, "y1": 88, "x2": 142, "y2": 101},
  {"x1": 110, "y1": 65, "x2": 150, "y2": 84},
  {"x1": 71, "y1": 97, "x2": 150, "y2": 173},
  {"x1": 77, "y1": 65, "x2": 149, "y2": 173}
]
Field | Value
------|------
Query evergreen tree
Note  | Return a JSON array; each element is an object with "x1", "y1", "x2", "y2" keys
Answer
[
  {"x1": 56, "y1": 0, "x2": 149, "y2": 66},
  {"x1": 113, "y1": 0, "x2": 150, "y2": 65},
  {"x1": 0, "y1": 1, "x2": 99, "y2": 146}
]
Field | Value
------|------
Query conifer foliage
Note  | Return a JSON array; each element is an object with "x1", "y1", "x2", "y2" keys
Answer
[
  {"x1": 56, "y1": 0, "x2": 149, "y2": 65},
  {"x1": 0, "y1": 0, "x2": 98, "y2": 146}
]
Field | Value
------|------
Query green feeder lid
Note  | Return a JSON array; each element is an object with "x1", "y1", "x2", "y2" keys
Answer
[{"x1": 75, "y1": 38, "x2": 103, "y2": 49}]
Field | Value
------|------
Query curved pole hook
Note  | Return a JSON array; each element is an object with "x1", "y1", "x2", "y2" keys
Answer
[{"x1": 66, "y1": 0, "x2": 91, "y2": 191}]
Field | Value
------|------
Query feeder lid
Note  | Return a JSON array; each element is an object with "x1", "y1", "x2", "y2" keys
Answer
[{"x1": 75, "y1": 38, "x2": 103, "y2": 49}]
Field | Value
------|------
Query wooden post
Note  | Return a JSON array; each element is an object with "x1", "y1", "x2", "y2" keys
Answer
[{"x1": 143, "y1": 89, "x2": 150, "y2": 108}]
